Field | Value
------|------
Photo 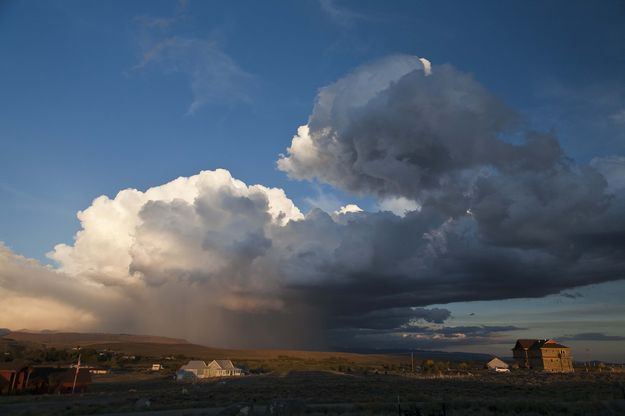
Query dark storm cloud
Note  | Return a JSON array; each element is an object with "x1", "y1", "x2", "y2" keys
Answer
[
  {"x1": 561, "y1": 332, "x2": 625, "y2": 342},
  {"x1": 326, "y1": 322, "x2": 524, "y2": 350},
  {"x1": 330, "y1": 307, "x2": 452, "y2": 330},
  {"x1": 468, "y1": 162, "x2": 615, "y2": 253},
  {"x1": 275, "y1": 56, "x2": 625, "y2": 330},
  {"x1": 434, "y1": 325, "x2": 524, "y2": 337},
  {"x1": 560, "y1": 291, "x2": 583, "y2": 299},
  {"x1": 279, "y1": 57, "x2": 562, "y2": 201},
  {"x1": 346, "y1": 324, "x2": 523, "y2": 337},
  {"x1": 100, "y1": 163, "x2": 608, "y2": 348},
  {"x1": 271, "y1": 206, "x2": 624, "y2": 322},
  {"x1": 8, "y1": 55, "x2": 624, "y2": 350}
]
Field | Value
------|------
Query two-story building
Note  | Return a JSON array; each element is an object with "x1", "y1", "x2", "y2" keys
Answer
[{"x1": 512, "y1": 339, "x2": 573, "y2": 372}]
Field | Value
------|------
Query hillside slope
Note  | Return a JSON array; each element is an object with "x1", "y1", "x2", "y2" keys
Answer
[{"x1": 1, "y1": 331, "x2": 190, "y2": 347}]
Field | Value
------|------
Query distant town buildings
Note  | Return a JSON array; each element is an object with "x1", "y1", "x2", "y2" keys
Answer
[
  {"x1": 512, "y1": 339, "x2": 574, "y2": 372},
  {"x1": 176, "y1": 359, "x2": 242, "y2": 380},
  {"x1": 89, "y1": 368, "x2": 109, "y2": 375}
]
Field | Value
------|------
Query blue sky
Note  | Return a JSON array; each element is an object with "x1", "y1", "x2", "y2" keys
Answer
[
  {"x1": 1, "y1": 0, "x2": 625, "y2": 360},
  {"x1": 2, "y1": 0, "x2": 624, "y2": 260}
]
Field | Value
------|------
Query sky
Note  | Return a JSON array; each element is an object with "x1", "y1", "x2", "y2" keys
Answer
[{"x1": 1, "y1": 0, "x2": 625, "y2": 361}]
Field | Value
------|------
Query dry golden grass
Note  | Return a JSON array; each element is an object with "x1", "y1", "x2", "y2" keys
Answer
[{"x1": 2, "y1": 331, "x2": 405, "y2": 369}]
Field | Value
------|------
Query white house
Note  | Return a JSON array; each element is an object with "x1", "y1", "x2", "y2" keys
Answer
[
  {"x1": 486, "y1": 357, "x2": 510, "y2": 371},
  {"x1": 151, "y1": 363, "x2": 163, "y2": 371},
  {"x1": 176, "y1": 360, "x2": 242, "y2": 380},
  {"x1": 206, "y1": 360, "x2": 242, "y2": 377}
]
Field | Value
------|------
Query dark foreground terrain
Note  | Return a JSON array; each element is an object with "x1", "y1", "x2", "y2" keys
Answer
[{"x1": 1, "y1": 370, "x2": 625, "y2": 416}]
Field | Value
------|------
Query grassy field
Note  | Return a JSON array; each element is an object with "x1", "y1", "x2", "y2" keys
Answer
[
  {"x1": 85, "y1": 342, "x2": 407, "y2": 365},
  {"x1": 1, "y1": 370, "x2": 625, "y2": 415},
  {"x1": 2, "y1": 331, "x2": 407, "y2": 374},
  {"x1": 3, "y1": 332, "x2": 625, "y2": 415}
]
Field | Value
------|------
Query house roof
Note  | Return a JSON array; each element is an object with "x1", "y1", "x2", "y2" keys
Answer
[
  {"x1": 513, "y1": 339, "x2": 538, "y2": 350},
  {"x1": 513, "y1": 339, "x2": 570, "y2": 350},
  {"x1": 486, "y1": 357, "x2": 509, "y2": 368},
  {"x1": 213, "y1": 360, "x2": 236, "y2": 370},
  {"x1": 181, "y1": 360, "x2": 207, "y2": 370},
  {"x1": 541, "y1": 343, "x2": 569, "y2": 349},
  {"x1": 532, "y1": 339, "x2": 569, "y2": 349}
]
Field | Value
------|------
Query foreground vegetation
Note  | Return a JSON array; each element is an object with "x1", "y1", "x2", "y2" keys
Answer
[
  {"x1": 1, "y1": 368, "x2": 625, "y2": 415},
  {"x1": 2, "y1": 333, "x2": 625, "y2": 415}
]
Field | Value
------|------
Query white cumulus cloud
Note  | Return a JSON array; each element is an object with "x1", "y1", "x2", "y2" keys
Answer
[
  {"x1": 48, "y1": 169, "x2": 303, "y2": 286},
  {"x1": 334, "y1": 204, "x2": 363, "y2": 215}
]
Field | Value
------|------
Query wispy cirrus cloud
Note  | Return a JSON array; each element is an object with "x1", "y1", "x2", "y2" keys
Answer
[
  {"x1": 611, "y1": 108, "x2": 625, "y2": 125},
  {"x1": 132, "y1": 2, "x2": 253, "y2": 114},
  {"x1": 134, "y1": 0, "x2": 188, "y2": 29},
  {"x1": 318, "y1": 0, "x2": 369, "y2": 27},
  {"x1": 529, "y1": 80, "x2": 625, "y2": 157}
]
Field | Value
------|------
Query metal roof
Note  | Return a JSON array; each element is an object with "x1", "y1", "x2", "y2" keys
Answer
[{"x1": 181, "y1": 360, "x2": 207, "y2": 369}]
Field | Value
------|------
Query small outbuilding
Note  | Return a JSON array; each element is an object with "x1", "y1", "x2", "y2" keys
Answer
[{"x1": 486, "y1": 357, "x2": 510, "y2": 371}]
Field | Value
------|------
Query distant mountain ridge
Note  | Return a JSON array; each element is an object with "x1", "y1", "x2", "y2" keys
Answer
[
  {"x1": 1, "y1": 330, "x2": 495, "y2": 363},
  {"x1": 332, "y1": 347, "x2": 494, "y2": 362},
  {"x1": 1, "y1": 330, "x2": 190, "y2": 347}
]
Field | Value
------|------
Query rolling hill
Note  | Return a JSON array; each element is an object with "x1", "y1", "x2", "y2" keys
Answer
[
  {"x1": 1, "y1": 330, "x2": 190, "y2": 347},
  {"x1": 0, "y1": 330, "x2": 489, "y2": 365}
]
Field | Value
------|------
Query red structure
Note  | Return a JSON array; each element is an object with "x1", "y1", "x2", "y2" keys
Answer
[
  {"x1": 0, "y1": 362, "x2": 32, "y2": 395},
  {"x1": 1, "y1": 365, "x2": 92, "y2": 395},
  {"x1": 52, "y1": 368, "x2": 92, "y2": 394}
]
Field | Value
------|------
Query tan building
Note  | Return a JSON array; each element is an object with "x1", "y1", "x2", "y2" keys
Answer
[
  {"x1": 512, "y1": 339, "x2": 574, "y2": 372},
  {"x1": 176, "y1": 359, "x2": 242, "y2": 380},
  {"x1": 205, "y1": 360, "x2": 242, "y2": 377}
]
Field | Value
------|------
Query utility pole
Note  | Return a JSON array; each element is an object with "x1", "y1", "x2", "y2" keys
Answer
[
  {"x1": 72, "y1": 346, "x2": 81, "y2": 394},
  {"x1": 411, "y1": 351, "x2": 414, "y2": 373}
]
